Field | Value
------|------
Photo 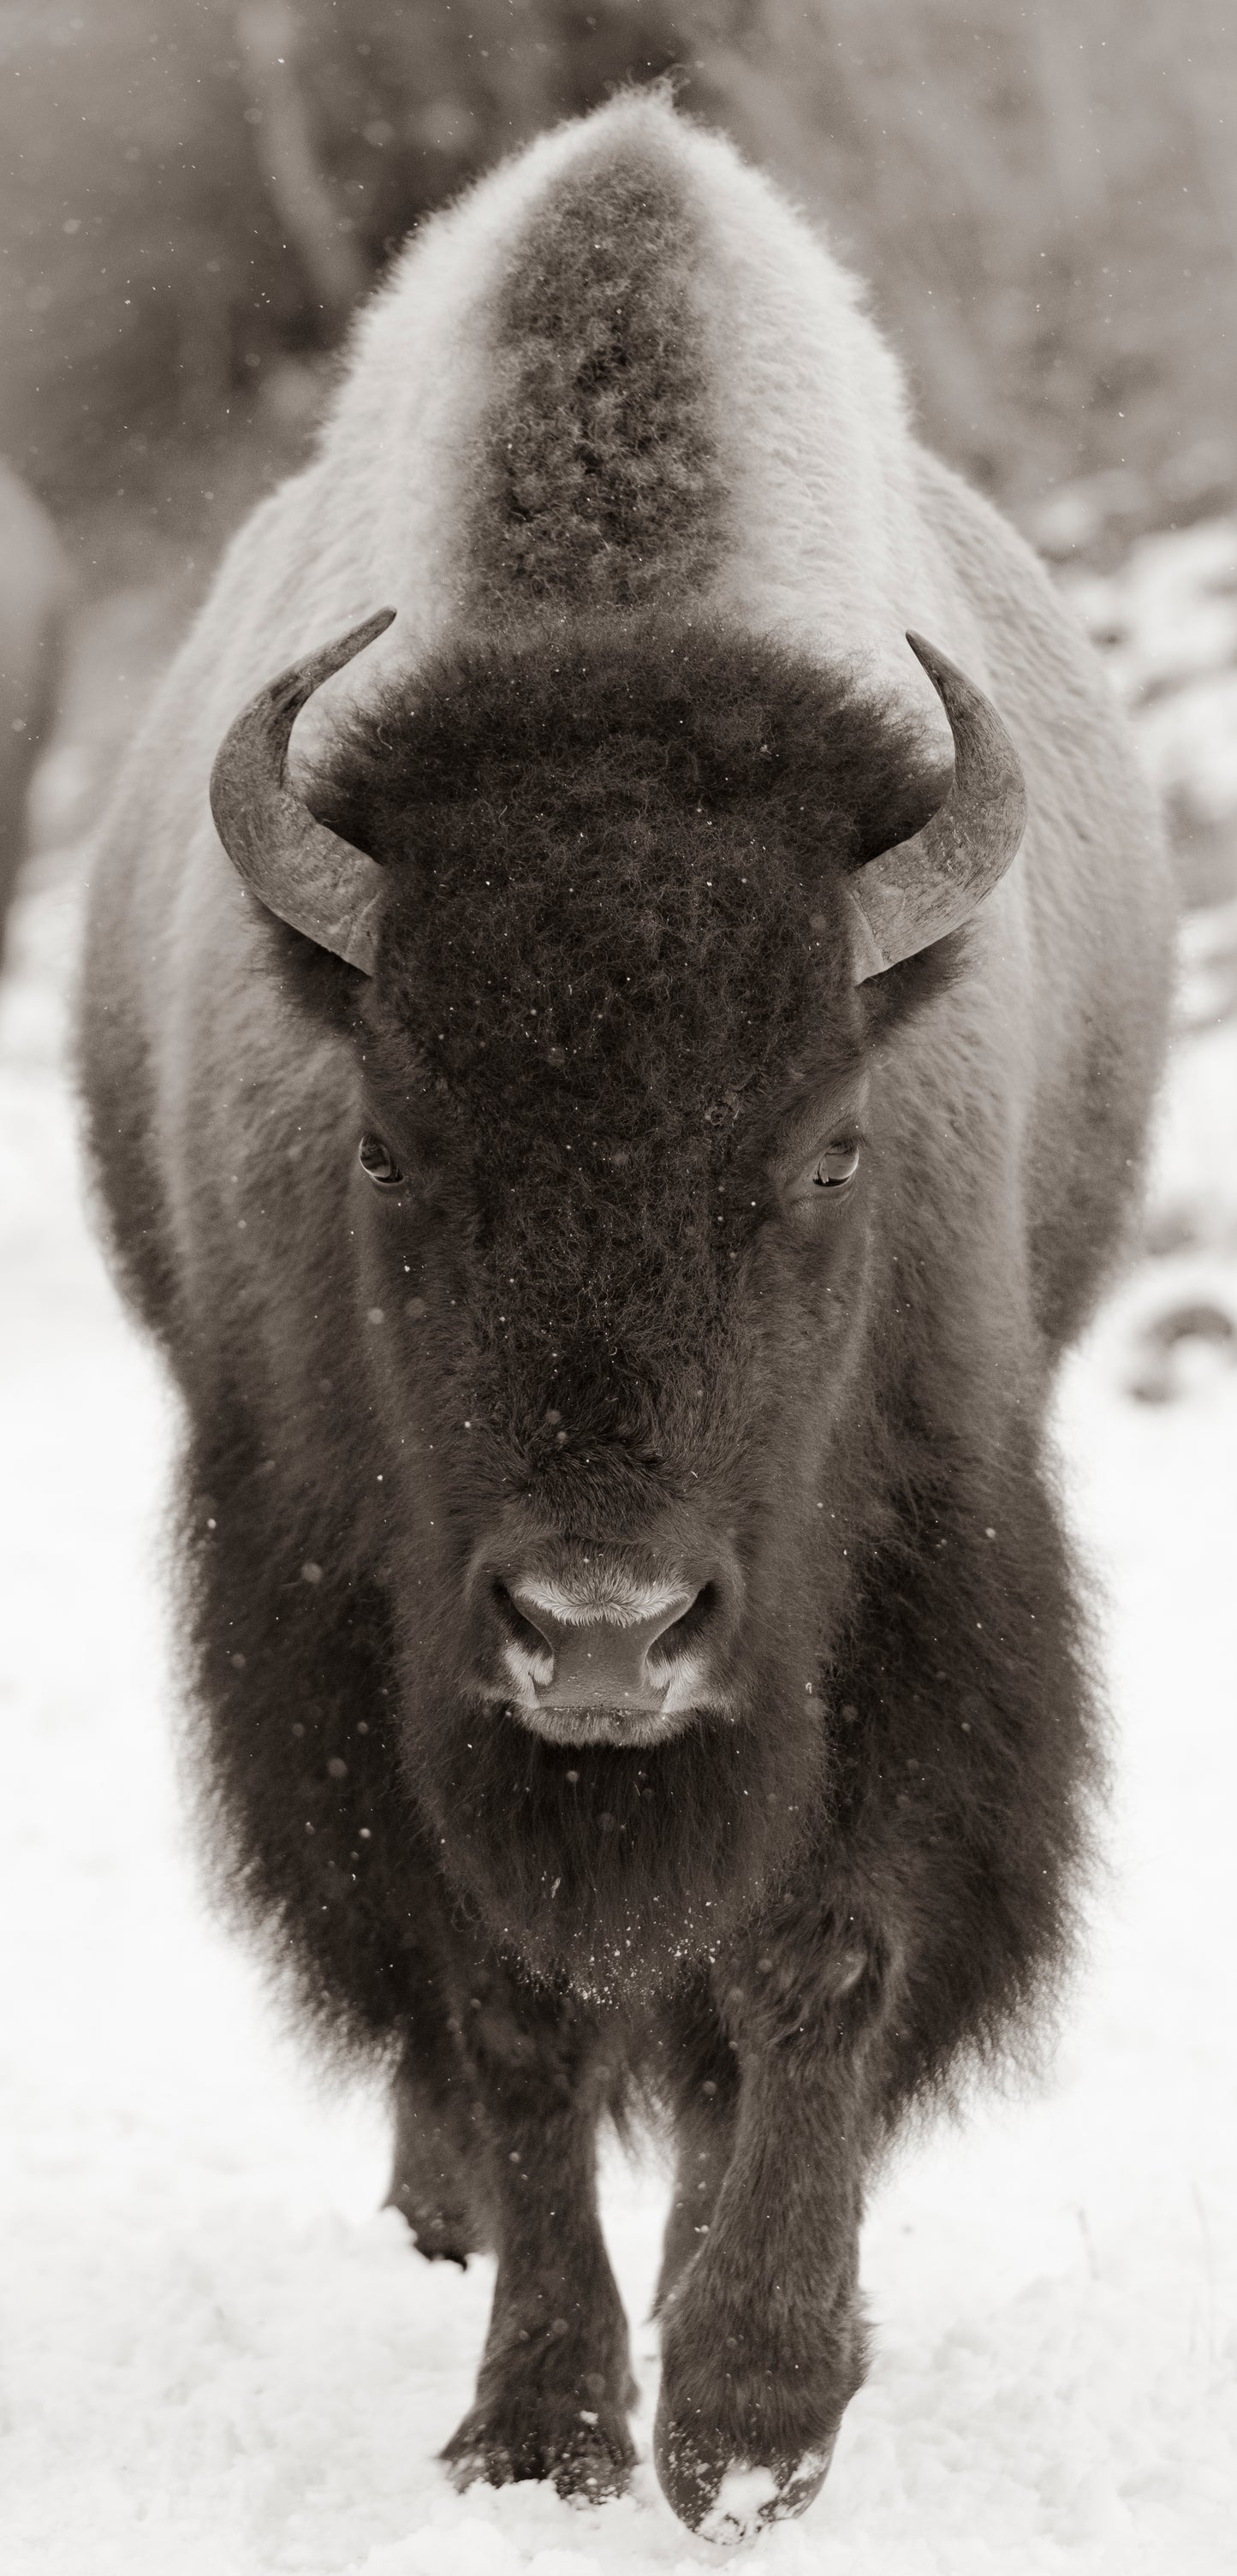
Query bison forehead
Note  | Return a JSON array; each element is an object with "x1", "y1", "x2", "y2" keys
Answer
[
  {"x1": 368, "y1": 815, "x2": 852, "y2": 1456},
  {"x1": 376, "y1": 803, "x2": 833, "y2": 1357},
  {"x1": 330, "y1": 621, "x2": 921, "y2": 1143},
  {"x1": 392, "y1": 824, "x2": 824, "y2": 1126},
  {"x1": 327, "y1": 621, "x2": 917, "y2": 1407}
]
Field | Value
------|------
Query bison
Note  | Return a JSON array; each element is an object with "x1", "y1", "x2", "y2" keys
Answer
[
  {"x1": 0, "y1": 461, "x2": 68, "y2": 952},
  {"x1": 79, "y1": 94, "x2": 1172, "y2": 2541}
]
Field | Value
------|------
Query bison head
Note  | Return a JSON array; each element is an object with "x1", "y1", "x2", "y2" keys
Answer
[{"x1": 210, "y1": 611, "x2": 1024, "y2": 1995}]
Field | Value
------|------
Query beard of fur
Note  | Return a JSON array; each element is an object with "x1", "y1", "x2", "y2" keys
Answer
[{"x1": 400, "y1": 1675, "x2": 830, "y2": 2004}]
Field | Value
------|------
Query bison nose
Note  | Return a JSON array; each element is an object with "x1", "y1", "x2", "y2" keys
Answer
[
  {"x1": 488, "y1": 1565, "x2": 734, "y2": 1732},
  {"x1": 506, "y1": 1580, "x2": 695, "y2": 1710}
]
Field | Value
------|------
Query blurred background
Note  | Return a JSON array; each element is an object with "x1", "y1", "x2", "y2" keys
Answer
[{"x1": 2, "y1": 2, "x2": 1237, "y2": 914}]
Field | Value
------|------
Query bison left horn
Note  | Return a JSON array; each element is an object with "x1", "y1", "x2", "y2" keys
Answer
[
  {"x1": 210, "y1": 608, "x2": 396, "y2": 974},
  {"x1": 845, "y1": 633, "x2": 1027, "y2": 982}
]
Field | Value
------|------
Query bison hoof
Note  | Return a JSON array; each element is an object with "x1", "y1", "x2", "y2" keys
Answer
[
  {"x1": 652, "y1": 2419, "x2": 836, "y2": 2542},
  {"x1": 442, "y1": 2400, "x2": 634, "y2": 2503}
]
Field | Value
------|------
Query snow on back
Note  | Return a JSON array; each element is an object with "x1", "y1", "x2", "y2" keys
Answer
[{"x1": 279, "y1": 92, "x2": 955, "y2": 774}]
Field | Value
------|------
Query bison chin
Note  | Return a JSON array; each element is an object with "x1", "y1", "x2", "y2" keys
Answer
[{"x1": 400, "y1": 1681, "x2": 830, "y2": 2002}]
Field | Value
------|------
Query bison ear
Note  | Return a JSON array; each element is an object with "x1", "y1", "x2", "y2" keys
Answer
[
  {"x1": 844, "y1": 634, "x2": 1026, "y2": 983},
  {"x1": 209, "y1": 610, "x2": 396, "y2": 975}
]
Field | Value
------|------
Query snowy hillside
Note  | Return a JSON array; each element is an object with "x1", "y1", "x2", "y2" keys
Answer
[{"x1": 2, "y1": 550, "x2": 1235, "y2": 2568}]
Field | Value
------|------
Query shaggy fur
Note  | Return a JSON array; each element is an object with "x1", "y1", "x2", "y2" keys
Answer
[
  {"x1": 466, "y1": 140, "x2": 727, "y2": 611},
  {"x1": 296, "y1": 617, "x2": 962, "y2": 1996},
  {"x1": 78, "y1": 91, "x2": 1173, "y2": 2540}
]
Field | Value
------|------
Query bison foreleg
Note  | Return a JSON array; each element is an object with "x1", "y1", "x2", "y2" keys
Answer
[
  {"x1": 651, "y1": 1984, "x2": 740, "y2": 2316},
  {"x1": 652, "y1": 1916, "x2": 888, "y2": 2540},
  {"x1": 440, "y1": 1963, "x2": 636, "y2": 2504},
  {"x1": 385, "y1": 2030, "x2": 491, "y2": 2266}
]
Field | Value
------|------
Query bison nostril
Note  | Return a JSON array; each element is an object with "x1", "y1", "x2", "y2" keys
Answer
[
  {"x1": 645, "y1": 1580, "x2": 717, "y2": 1676},
  {"x1": 491, "y1": 1581, "x2": 555, "y2": 1689}
]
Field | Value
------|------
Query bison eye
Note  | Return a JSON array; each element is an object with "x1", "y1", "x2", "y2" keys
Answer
[
  {"x1": 813, "y1": 1142, "x2": 860, "y2": 1189},
  {"x1": 358, "y1": 1133, "x2": 404, "y2": 1189}
]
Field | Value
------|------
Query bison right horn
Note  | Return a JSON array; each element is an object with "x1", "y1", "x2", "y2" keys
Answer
[
  {"x1": 845, "y1": 633, "x2": 1026, "y2": 981},
  {"x1": 209, "y1": 608, "x2": 396, "y2": 974}
]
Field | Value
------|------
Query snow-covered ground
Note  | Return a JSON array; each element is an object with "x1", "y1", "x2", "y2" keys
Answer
[
  {"x1": 1061, "y1": 513, "x2": 1237, "y2": 916},
  {"x1": 1062, "y1": 517, "x2": 1237, "y2": 834},
  {"x1": 3, "y1": 801, "x2": 1235, "y2": 2566}
]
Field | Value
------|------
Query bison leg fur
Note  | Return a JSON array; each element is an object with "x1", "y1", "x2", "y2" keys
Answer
[
  {"x1": 385, "y1": 2030, "x2": 491, "y2": 2266},
  {"x1": 652, "y1": 1924, "x2": 884, "y2": 2540},
  {"x1": 652, "y1": 1989, "x2": 741, "y2": 2317},
  {"x1": 440, "y1": 1963, "x2": 637, "y2": 2503}
]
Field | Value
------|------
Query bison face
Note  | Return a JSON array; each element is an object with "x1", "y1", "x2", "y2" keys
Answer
[{"x1": 212, "y1": 615, "x2": 1023, "y2": 1992}]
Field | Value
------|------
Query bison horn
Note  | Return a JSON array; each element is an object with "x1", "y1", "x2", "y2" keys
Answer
[
  {"x1": 209, "y1": 607, "x2": 396, "y2": 974},
  {"x1": 845, "y1": 632, "x2": 1027, "y2": 982}
]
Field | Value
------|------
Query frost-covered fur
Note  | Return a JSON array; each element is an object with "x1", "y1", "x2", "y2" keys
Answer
[{"x1": 79, "y1": 92, "x2": 1173, "y2": 2537}]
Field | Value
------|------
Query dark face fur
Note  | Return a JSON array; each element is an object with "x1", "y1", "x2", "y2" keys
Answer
[{"x1": 314, "y1": 616, "x2": 945, "y2": 1996}]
